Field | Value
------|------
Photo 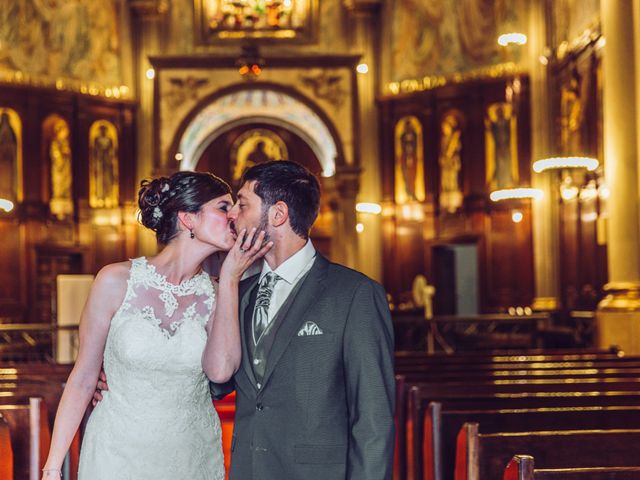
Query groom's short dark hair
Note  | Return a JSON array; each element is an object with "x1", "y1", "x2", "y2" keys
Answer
[{"x1": 241, "y1": 161, "x2": 320, "y2": 240}]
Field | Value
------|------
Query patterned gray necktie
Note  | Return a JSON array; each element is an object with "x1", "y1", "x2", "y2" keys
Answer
[{"x1": 252, "y1": 272, "x2": 281, "y2": 345}]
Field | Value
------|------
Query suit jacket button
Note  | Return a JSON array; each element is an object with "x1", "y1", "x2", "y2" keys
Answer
[{"x1": 256, "y1": 403, "x2": 264, "y2": 411}]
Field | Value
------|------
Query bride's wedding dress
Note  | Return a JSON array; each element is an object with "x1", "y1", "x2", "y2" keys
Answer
[{"x1": 78, "y1": 257, "x2": 225, "y2": 480}]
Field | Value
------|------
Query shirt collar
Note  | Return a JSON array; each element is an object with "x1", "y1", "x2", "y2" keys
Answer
[{"x1": 260, "y1": 239, "x2": 316, "y2": 285}]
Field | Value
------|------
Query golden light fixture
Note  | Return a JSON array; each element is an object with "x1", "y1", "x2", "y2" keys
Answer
[
  {"x1": 498, "y1": 33, "x2": 527, "y2": 46},
  {"x1": 490, "y1": 188, "x2": 543, "y2": 202},
  {"x1": 0, "y1": 199, "x2": 15, "y2": 212},
  {"x1": 532, "y1": 156, "x2": 599, "y2": 173},
  {"x1": 511, "y1": 210, "x2": 524, "y2": 223},
  {"x1": 236, "y1": 44, "x2": 265, "y2": 78},
  {"x1": 356, "y1": 202, "x2": 382, "y2": 214},
  {"x1": 356, "y1": 63, "x2": 369, "y2": 74}
]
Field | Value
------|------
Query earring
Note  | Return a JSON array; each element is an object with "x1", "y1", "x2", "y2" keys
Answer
[{"x1": 190, "y1": 229, "x2": 195, "y2": 239}]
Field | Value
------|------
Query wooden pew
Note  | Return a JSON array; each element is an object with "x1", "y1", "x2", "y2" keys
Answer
[
  {"x1": 0, "y1": 414, "x2": 13, "y2": 480},
  {"x1": 404, "y1": 379, "x2": 640, "y2": 480},
  {"x1": 456, "y1": 424, "x2": 640, "y2": 480},
  {"x1": 504, "y1": 455, "x2": 640, "y2": 480},
  {"x1": 396, "y1": 358, "x2": 640, "y2": 374},
  {"x1": 425, "y1": 403, "x2": 640, "y2": 480},
  {"x1": 0, "y1": 398, "x2": 49, "y2": 480},
  {"x1": 0, "y1": 378, "x2": 83, "y2": 480},
  {"x1": 0, "y1": 381, "x2": 66, "y2": 427},
  {"x1": 395, "y1": 348, "x2": 624, "y2": 366}
]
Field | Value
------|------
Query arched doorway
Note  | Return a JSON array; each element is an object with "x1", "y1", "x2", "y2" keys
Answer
[{"x1": 173, "y1": 86, "x2": 341, "y2": 257}]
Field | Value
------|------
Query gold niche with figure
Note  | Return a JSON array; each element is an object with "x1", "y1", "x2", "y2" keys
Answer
[
  {"x1": 0, "y1": 107, "x2": 22, "y2": 210},
  {"x1": 43, "y1": 115, "x2": 74, "y2": 220},
  {"x1": 394, "y1": 115, "x2": 425, "y2": 204},
  {"x1": 194, "y1": 0, "x2": 317, "y2": 44},
  {"x1": 439, "y1": 110, "x2": 464, "y2": 213},
  {"x1": 89, "y1": 120, "x2": 119, "y2": 209},
  {"x1": 230, "y1": 128, "x2": 288, "y2": 187},
  {"x1": 485, "y1": 102, "x2": 519, "y2": 191}
]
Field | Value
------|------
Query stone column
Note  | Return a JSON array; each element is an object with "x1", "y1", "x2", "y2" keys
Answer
[
  {"x1": 129, "y1": 0, "x2": 169, "y2": 255},
  {"x1": 346, "y1": 0, "x2": 383, "y2": 282},
  {"x1": 597, "y1": 0, "x2": 640, "y2": 352},
  {"x1": 529, "y1": 0, "x2": 560, "y2": 310},
  {"x1": 334, "y1": 165, "x2": 361, "y2": 269}
]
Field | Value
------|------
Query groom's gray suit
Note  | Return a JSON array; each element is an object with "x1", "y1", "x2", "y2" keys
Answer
[{"x1": 215, "y1": 254, "x2": 395, "y2": 480}]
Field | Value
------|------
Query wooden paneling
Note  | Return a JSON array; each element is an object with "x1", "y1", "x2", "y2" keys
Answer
[
  {"x1": 378, "y1": 76, "x2": 534, "y2": 311},
  {"x1": 551, "y1": 40, "x2": 607, "y2": 309},
  {"x1": 0, "y1": 83, "x2": 137, "y2": 324}
]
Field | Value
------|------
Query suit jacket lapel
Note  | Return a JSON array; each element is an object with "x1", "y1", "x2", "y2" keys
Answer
[
  {"x1": 260, "y1": 255, "x2": 329, "y2": 391},
  {"x1": 238, "y1": 274, "x2": 259, "y2": 388}
]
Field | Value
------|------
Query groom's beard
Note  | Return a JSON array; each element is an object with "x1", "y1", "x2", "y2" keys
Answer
[
  {"x1": 257, "y1": 207, "x2": 271, "y2": 244},
  {"x1": 241, "y1": 207, "x2": 271, "y2": 248}
]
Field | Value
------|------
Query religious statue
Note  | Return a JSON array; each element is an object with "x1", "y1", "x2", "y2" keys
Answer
[
  {"x1": 0, "y1": 110, "x2": 18, "y2": 202},
  {"x1": 90, "y1": 121, "x2": 119, "y2": 208},
  {"x1": 394, "y1": 115, "x2": 425, "y2": 204},
  {"x1": 439, "y1": 112, "x2": 463, "y2": 213},
  {"x1": 230, "y1": 129, "x2": 288, "y2": 186},
  {"x1": 49, "y1": 119, "x2": 73, "y2": 219},
  {"x1": 485, "y1": 103, "x2": 518, "y2": 190},
  {"x1": 561, "y1": 68, "x2": 586, "y2": 155}
]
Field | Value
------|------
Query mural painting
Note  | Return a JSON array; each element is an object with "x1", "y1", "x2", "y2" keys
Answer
[
  {"x1": 195, "y1": 0, "x2": 316, "y2": 43},
  {"x1": 388, "y1": 0, "x2": 526, "y2": 82},
  {"x1": 0, "y1": 0, "x2": 122, "y2": 85}
]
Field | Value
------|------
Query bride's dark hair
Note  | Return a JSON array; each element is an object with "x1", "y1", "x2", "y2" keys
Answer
[{"x1": 138, "y1": 171, "x2": 231, "y2": 245}]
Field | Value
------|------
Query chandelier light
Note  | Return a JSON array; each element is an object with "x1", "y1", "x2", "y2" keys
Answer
[
  {"x1": 356, "y1": 202, "x2": 382, "y2": 214},
  {"x1": 498, "y1": 33, "x2": 527, "y2": 46},
  {"x1": 532, "y1": 156, "x2": 599, "y2": 173},
  {"x1": 0, "y1": 198, "x2": 15, "y2": 212},
  {"x1": 490, "y1": 188, "x2": 543, "y2": 202}
]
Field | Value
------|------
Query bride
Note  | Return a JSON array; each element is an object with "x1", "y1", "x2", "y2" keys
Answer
[{"x1": 42, "y1": 171, "x2": 271, "y2": 479}]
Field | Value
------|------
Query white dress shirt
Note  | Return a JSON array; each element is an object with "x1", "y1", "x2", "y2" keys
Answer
[{"x1": 258, "y1": 239, "x2": 316, "y2": 322}]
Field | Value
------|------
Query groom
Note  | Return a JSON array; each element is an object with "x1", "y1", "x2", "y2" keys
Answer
[{"x1": 218, "y1": 160, "x2": 395, "y2": 480}]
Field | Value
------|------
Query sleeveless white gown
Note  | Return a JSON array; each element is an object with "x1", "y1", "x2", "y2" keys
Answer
[{"x1": 78, "y1": 257, "x2": 225, "y2": 480}]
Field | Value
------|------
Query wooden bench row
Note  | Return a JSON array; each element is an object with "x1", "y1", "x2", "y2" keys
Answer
[
  {"x1": 504, "y1": 455, "x2": 640, "y2": 480},
  {"x1": 457, "y1": 422, "x2": 640, "y2": 480},
  {"x1": 0, "y1": 397, "x2": 49, "y2": 480},
  {"x1": 393, "y1": 349, "x2": 640, "y2": 480}
]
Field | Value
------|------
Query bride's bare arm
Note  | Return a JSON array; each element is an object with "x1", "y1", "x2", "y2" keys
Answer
[
  {"x1": 42, "y1": 262, "x2": 129, "y2": 478},
  {"x1": 202, "y1": 228, "x2": 272, "y2": 383}
]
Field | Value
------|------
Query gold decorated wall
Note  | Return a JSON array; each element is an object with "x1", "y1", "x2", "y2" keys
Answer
[{"x1": 380, "y1": 0, "x2": 529, "y2": 93}]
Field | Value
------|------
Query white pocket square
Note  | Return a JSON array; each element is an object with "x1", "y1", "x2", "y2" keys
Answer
[{"x1": 297, "y1": 321, "x2": 323, "y2": 336}]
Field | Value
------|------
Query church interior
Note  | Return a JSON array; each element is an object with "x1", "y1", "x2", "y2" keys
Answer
[{"x1": 3, "y1": 0, "x2": 640, "y2": 478}]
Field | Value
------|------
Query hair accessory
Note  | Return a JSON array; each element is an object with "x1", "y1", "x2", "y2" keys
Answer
[
  {"x1": 152, "y1": 206, "x2": 163, "y2": 220},
  {"x1": 161, "y1": 183, "x2": 170, "y2": 193},
  {"x1": 190, "y1": 229, "x2": 195, "y2": 239}
]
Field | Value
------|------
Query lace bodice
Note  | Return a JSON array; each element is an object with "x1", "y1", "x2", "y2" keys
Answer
[{"x1": 78, "y1": 257, "x2": 224, "y2": 480}]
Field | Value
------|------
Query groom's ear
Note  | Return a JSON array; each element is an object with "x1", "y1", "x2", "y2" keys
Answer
[{"x1": 270, "y1": 201, "x2": 288, "y2": 228}]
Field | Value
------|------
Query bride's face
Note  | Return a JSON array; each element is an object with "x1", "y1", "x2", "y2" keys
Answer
[{"x1": 194, "y1": 194, "x2": 236, "y2": 251}]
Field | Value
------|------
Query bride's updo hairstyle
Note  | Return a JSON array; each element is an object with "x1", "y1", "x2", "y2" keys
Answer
[{"x1": 138, "y1": 171, "x2": 231, "y2": 244}]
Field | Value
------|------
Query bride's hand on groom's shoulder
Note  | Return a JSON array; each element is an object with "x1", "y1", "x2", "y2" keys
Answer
[{"x1": 220, "y1": 228, "x2": 273, "y2": 282}]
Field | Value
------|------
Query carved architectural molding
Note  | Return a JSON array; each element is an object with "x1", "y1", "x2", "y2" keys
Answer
[
  {"x1": 343, "y1": 0, "x2": 382, "y2": 15},
  {"x1": 128, "y1": 0, "x2": 169, "y2": 18},
  {"x1": 335, "y1": 164, "x2": 362, "y2": 199}
]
